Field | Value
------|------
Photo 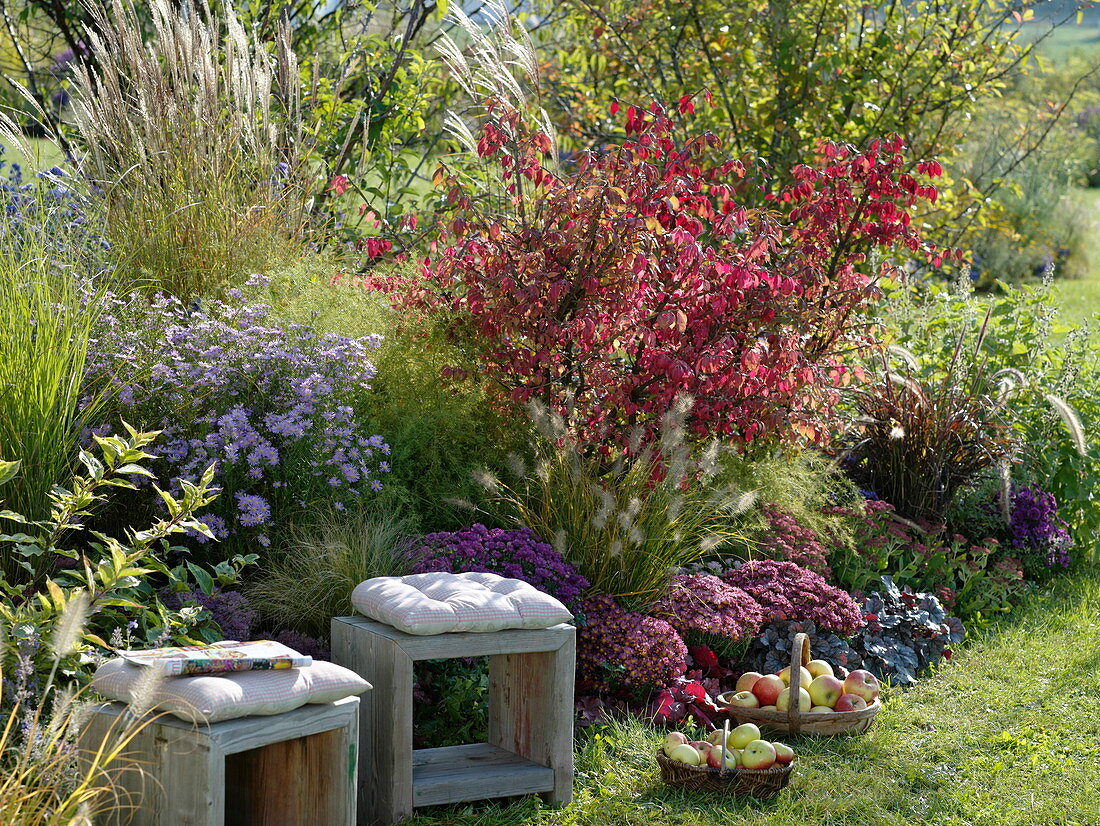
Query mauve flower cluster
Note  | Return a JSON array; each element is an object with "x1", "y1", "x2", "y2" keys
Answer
[
  {"x1": 1010, "y1": 485, "x2": 1072, "y2": 568},
  {"x1": 409, "y1": 524, "x2": 589, "y2": 607},
  {"x1": 575, "y1": 594, "x2": 687, "y2": 693},
  {"x1": 758, "y1": 504, "x2": 831, "y2": 576},
  {"x1": 650, "y1": 574, "x2": 764, "y2": 642},
  {"x1": 723, "y1": 560, "x2": 864, "y2": 637},
  {"x1": 83, "y1": 277, "x2": 390, "y2": 554}
]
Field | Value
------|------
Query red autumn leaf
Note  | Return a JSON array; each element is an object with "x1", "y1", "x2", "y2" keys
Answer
[{"x1": 328, "y1": 175, "x2": 349, "y2": 195}]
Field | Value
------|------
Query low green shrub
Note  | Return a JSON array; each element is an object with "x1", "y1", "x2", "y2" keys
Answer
[
  {"x1": 0, "y1": 426, "x2": 251, "y2": 698},
  {"x1": 264, "y1": 260, "x2": 532, "y2": 533},
  {"x1": 878, "y1": 277, "x2": 1098, "y2": 554}
]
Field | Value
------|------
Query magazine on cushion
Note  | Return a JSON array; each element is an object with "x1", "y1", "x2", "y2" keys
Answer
[{"x1": 118, "y1": 640, "x2": 312, "y2": 677}]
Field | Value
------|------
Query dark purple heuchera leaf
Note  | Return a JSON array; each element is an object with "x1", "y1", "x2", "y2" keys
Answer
[
  {"x1": 745, "y1": 620, "x2": 864, "y2": 676},
  {"x1": 851, "y1": 576, "x2": 965, "y2": 687},
  {"x1": 409, "y1": 523, "x2": 589, "y2": 607},
  {"x1": 649, "y1": 678, "x2": 727, "y2": 729}
]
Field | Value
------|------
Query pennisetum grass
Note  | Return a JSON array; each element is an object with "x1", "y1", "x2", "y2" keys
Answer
[
  {"x1": 0, "y1": 597, "x2": 160, "y2": 826},
  {"x1": 475, "y1": 399, "x2": 751, "y2": 612}
]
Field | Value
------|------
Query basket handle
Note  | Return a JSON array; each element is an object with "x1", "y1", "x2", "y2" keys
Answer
[{"x1": 787, "y1": 632, "x2": 811, "y2": 736}]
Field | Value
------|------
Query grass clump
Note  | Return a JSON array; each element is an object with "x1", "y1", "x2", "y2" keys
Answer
[
  {"x1": 247, "y1": 509, "x2": 415, "y2": 639},
  {"x1": 481, "y1": 401, "x2": 748, "y2": 612},
  {"x1": 0, "y1": 265, "x2": 105, "y2": 580},
  {"x1": 65, "y1": 0, "x2": 310, "y2": 299}
]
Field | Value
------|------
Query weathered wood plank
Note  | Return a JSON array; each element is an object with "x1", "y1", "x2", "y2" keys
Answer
[
  {"x1": 411, "y1": 744, "x2": 555, "y2": 806},
  {"x1": 488, "y1": 627, "x2": 576, "y2": 805},
  {"x1": 332, "y1": 616, "x2": 577, "y2": 819},
  {"x1": 334, "y1": 615, "x2": 415, "y2": 824},
  {"x1": 79, "y1": 698, "x2": 358, "y2": 826},
  {"x1": 333, "y1": 616, "x2": 574, "y2": 660},
  {"x1": 224, "y1": 728, "x2": 347, "y2": 825},
  {"x1": 203, "y1": 697, "x2": 360, "y2": 755}
]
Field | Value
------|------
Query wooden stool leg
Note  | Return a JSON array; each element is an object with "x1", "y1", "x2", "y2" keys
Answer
[
  {"x1": 488, "y1": 630, "x2": 576, "y2": 806},
  {"x1": 96, "y1": 722, "x2": 223, "y2": 826},
  {"x1": 334, "y1": 619, "x2": 415, "y2": 824}
]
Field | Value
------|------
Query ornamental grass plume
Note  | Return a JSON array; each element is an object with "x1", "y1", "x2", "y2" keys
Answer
[
  {"x1": 62, "y1": 0, "x2": 310, "y2": 298},
  {"x1": 479, "y1": 400, "x2": 750, "y2": 612},
  {"x1": 0, "y1": 600, "x2": 161, "y2": 826},
  {"x1": 723, "y1": 559, "x2": 865, "y2": 637}
]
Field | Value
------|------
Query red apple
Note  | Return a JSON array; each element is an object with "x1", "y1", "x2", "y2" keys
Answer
[
  {"x1": 842, "y1": 669, "x2": 881, "y2": 703},
  {"x1": 752, "y1": 674, "x2": 785, "y2": 706},
  {"x1": 706, "y1": 746, "x2": 724, "y2": 768},
  {"x1": 776, "y1": 686, "x2": 812, "y2": 712},
  {"x1": 735, "y1": 671, "x2": 763, "y2": 693},
  {"x1": 807, "y1": 674, "x2": 844, "y2": 708},
  {"x1": 806, "y1": 659, "x2": 834, "y2": 680},
  {"x1": 725, "y1": 690, "x2": 760, "y2": 709},
  {"x1": 834, "y1": 693, "x2": 869, "y2": 713},
  {"x1": 771, "y1": 741, "x2": 795, "y2": 765},
  {"x1": 740, "y1": 739, "x2": 776, "y2": 770}
]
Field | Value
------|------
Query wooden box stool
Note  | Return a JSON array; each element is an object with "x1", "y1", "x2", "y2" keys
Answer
[
  {"x1": 332, "y1": 617, "x2": 575, "y2": 824},
  {"x1": 82, "y1": 696, "x2": 360, "y2": 826}
]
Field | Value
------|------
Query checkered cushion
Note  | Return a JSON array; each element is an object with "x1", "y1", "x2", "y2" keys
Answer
[
  {"x1": 91, "y1": 659, "x2": 371, "y2": 723},
  {"x1": 351, "y1": 571, "x2": 573, "y2": 635}
]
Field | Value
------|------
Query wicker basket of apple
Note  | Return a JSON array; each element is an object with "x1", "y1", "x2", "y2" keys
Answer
[
  {"x1": 717, "y1": 632, "x2": 881, "y2": 735},
  {"x1": 656, "y1": 721, "x2": 795, "y2": 797}
]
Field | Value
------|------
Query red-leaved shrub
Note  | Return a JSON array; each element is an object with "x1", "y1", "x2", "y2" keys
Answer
[{"x1": 408, "y1": 101, "x2": 944, "y2": 455}]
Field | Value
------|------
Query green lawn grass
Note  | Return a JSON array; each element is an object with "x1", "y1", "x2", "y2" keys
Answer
[
  {"x1": 1054, "y1": 188, "x2": 1100, "y2": 330},
  {"x1": 411, "y1": 574, "x2": 1100, "y2": 825},
  {"x1": 2, "y1": 136, "x2": 64, "y2": 172}
]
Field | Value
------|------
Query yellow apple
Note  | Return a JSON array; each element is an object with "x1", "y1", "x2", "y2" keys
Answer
[{"x1": 776, "y1": 686, "x2": 812, "y2": 712}]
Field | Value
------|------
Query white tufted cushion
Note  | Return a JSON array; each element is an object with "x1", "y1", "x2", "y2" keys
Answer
[
  {"x1": 350, "y1": 572, "x2": 573, "y2": 635},
  {"x1": 91, "y1": 659, "x2": 371, "y2": 723}
]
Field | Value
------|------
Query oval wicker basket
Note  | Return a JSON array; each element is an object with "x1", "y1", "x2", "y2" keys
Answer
[
  {"x1": 718, "y1": 632, "x2": 880, "y2": 736},
  {"x1": 655, "y1": 749, "x2": 793, "y2": 797}
]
